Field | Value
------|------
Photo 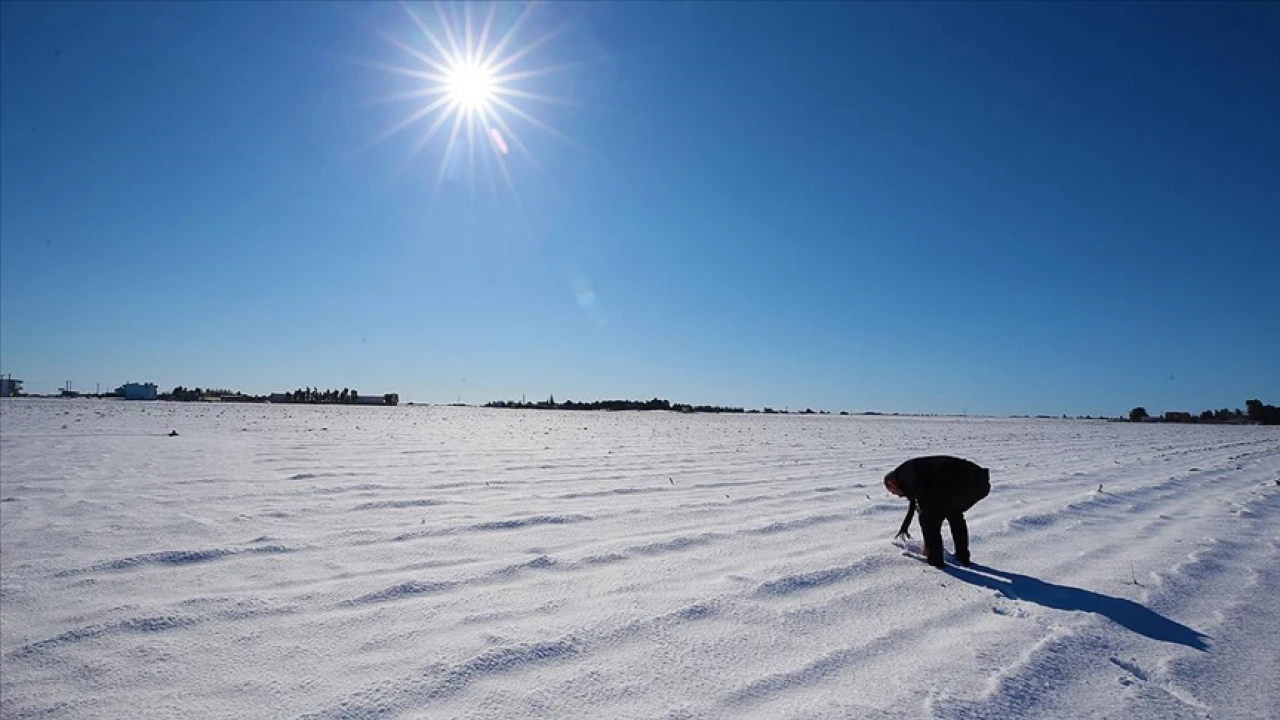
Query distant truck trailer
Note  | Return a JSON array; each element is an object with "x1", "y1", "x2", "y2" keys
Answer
[{"x1": 355, "y1": 393, "x2": 400, "y2": 407}]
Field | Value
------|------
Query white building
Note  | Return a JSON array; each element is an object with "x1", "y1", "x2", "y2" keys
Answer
[
  {"x1": 119, "y1": 382, "x2": 158, "y2": 401},
  {"x1": 0, "y1": 377, "x2": 22, "y2": 397}
]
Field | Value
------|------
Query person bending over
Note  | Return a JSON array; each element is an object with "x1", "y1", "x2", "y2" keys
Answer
[{"x1": 884, "y1": 455, "x2": 990, "y2": 568}]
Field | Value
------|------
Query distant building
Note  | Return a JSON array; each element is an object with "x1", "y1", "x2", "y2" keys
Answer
[
  {"x1": 0, "y1": 377, "x2": 22, "y2": 397},
  {"x1": 1163, "y1": 411, "x2": 1193, "y2": 422},
  {"x1": 119, "y1": 382, "x2": 158, "y2": 401}
]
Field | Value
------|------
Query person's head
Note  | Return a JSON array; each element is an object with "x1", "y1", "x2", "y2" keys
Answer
[{"x1": 884, "y1": 471, "x2": 905, "y2": 498}]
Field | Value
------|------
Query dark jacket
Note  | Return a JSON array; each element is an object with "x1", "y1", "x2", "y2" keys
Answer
[{"x1": 888, "y1": 455, "x2": 990, "y2": 538}]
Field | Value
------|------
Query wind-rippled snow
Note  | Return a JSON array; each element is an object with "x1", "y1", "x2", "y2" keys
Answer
[{"x1": 2, "y1": 400, "x2": 1277, "y2": 719}]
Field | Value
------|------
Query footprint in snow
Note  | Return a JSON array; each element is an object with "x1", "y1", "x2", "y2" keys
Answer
[
  {"x1": 1109, "y1": 657, "x2": 1148, "y2": 682},
  {"x1": 991, "y1": 604, "x2": 1029, "y2": 619}
]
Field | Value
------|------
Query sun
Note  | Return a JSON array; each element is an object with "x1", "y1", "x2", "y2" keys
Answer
[
  {"x1": 355, "y1": 1, "x2": 585, "y2": 215},
  {"x1": 444, "y1": 60, "x2": 495, "y2": 113}
]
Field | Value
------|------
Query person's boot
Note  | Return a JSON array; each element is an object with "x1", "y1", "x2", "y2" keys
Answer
[
  {"x1": 923, "y1": 541, "x2": 944, "y2": 568},
  {"x1": 955, "y1": 550, "x2": 971, "y2": 568}
]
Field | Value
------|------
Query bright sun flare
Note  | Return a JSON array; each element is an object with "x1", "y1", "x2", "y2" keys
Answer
[{"x1": 358, "y1": 1, "x2": 582, "y2": 217}]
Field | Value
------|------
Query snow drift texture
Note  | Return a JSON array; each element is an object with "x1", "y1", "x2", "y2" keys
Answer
[{"x1": 2, "y1": 400, "x2": 1277, "y2": 719}]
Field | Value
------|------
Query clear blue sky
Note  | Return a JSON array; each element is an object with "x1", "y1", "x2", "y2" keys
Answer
[{"x1": 2, "y1": 2, "x2": 1277, "y2": 416}]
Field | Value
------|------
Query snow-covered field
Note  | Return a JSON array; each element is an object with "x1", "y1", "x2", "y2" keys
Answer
[{"x1": 2, "y1": 399, "x2": 1277, "y2": 719}]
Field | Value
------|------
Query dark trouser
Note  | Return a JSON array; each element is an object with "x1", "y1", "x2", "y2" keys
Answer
[
  {"x1": 915, "y1": 466, "x2": 989, "y2": 567},
  {"x1": 919, "y1": 509, "x2": 970, "y2": 567}
]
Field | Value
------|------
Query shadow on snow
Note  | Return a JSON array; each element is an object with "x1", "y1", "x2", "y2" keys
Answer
[{"x1": 947, "y1": 563, "x2": 1210, "y2": 651}]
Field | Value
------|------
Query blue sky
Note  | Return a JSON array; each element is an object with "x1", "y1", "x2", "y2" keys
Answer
[{"x1": 2, "y1": 2, "x2": 1276, "y2": 416}]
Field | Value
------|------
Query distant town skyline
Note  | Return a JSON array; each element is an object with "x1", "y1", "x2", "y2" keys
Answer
[{"x1": 2, "y1": 2, "x2": 1277, "y2": 418}]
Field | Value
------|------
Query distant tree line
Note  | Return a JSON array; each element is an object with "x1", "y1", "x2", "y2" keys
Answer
[
  {"x1": 484, "y1": 398, "x2": 965, "y2": 416},
  {"x1": 672, "y1": 403, "x2": 745, "y2": 414},
  {"x1": 485, "y1": 396, "x2": 745, "y2": 414},
  {"x1": 1129, "y1": 398, "x2": 1279, "y2": 425},
  {"x1": 277, "y1": 387, "x2": 361, "y2": 404},
  {"x1": 161, "y1": 386, "x2": 370, "y2": 404},
  {"x1": 164, "y1": 386, "x2": 252, "y2": 402}
]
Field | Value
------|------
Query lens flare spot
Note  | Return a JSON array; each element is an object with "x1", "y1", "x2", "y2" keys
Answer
[
  {"x1": 489, "y1": 127, "x2": 509, "y2": 156},
  {"x1": 572, "y1": 277, "x2": 595, "y2": 307}
]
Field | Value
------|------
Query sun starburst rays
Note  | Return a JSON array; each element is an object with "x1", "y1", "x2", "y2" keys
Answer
[{"x1": 360, "y1": 1, "x2": 577, "y2": 218}]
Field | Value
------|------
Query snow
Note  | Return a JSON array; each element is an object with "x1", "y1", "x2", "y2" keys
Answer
[{"x1": 2, "y1": 399, "x2": 1277, "y2": 719}]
